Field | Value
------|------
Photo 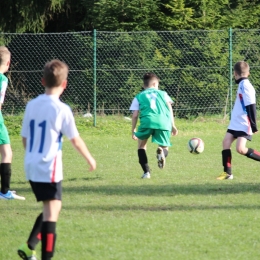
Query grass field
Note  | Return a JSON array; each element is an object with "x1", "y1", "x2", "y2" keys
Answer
[{"x1": 1, "y1": 115, "x2": 260, "y2": 260}]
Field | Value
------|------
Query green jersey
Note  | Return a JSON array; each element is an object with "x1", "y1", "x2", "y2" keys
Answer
[
  {"x1": 0, "y1": 73, "x2": 8, "y2": 124},
  {"x1": 132, "y1": 88, "x2": 173, "y2": 131}
]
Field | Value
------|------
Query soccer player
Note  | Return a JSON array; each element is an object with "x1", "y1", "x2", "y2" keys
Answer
[
  {"x1": 17, "y1": 60, "x2": 96, "y2": 260},
  {"x1": 130, "y1": 73, "x2": 178, "y2": 179},
  {"x1": 0, "y1": 46, "x2": 25, "y2": 200},
  {"x1": 217, "y1": 61, "x2": 259, "y2": 180}
]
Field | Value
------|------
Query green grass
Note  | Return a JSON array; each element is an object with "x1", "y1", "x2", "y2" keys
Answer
[{"x1": 1, "y1": 115, "x2": 260, "y2": 259}]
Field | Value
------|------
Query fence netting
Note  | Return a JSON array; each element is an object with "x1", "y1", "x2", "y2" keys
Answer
[{"x1": 0, "y1": 29, "x2": 259, "y2": 119}]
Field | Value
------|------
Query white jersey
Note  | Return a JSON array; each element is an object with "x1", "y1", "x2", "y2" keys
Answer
[
  {"x1": 228, "y1": 79, "x2": 256, "y2": 135},
  {"x1": 21, "y1": 94, "x2": 79, "y2": 183}
]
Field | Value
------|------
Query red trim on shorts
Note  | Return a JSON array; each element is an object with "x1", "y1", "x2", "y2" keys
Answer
[
  {"x1": 46, "y1": 233, "x2": 54, "y2": 252},
  {"x1": 51, "y1": 156, "x2": 57, "y2": 183}
]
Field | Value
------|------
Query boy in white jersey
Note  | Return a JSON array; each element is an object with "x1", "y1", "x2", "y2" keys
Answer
[
  {"x1": 0, "y1": 46, "x2": 25, "y2": 200},
  {"x1": 217, "y1": 61, "x2": 259, "y2": 180},
  {"x1": 130, "y1": 73, "x2": 178, "y2": 179},
  {"x1": 18, "y1": 60, "x2": 96, "y2": 260}
]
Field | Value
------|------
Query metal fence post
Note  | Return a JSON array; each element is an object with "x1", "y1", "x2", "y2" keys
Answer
[
  {"x1": 229, "y1": 28, "x2": 233, "y2": 119},
  {"x1": 93, "y1": 29, "x2": 97, "y2": 126}
]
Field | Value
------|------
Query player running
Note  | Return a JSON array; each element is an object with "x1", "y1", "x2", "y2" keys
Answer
[
  {"x1": 218, "y1": 61, "x2": 260, "y2": 180},
  {"x1": 130, "y1": 72, "x2": 178, "y2": 179},
  {"x1": 18, "y1": 59, "x2": 96, "y2": 260}
]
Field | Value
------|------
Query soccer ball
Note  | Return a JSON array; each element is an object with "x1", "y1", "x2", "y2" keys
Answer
[{"x1": 187, "y1": 138, "x2": 204, "y2": 154}]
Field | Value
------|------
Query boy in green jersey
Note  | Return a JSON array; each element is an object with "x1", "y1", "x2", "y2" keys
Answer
[
  {"x1": 130, "y1": 73, "x2": 178, "y2": 178},
  {"x1": 0, "y1": 46, "x2": 25, "y2": 200}
]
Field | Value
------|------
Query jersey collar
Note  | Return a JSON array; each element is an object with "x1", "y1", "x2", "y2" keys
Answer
[{"x1": 235, "y1": 77, "x2": 248, "y2": 84}]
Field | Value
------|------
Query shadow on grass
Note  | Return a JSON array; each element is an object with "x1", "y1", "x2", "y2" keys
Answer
[
  {"x1": 12, "y1": 183, "x2": 260, "y2": 196},
  {"x1": 67, "y1": 176, "x2": 102, "y2": 181},
  {"x1": 61, "y1": 183, "x2": 260, "y2": 196},
  {"x1": 63, "y1": 204, "x2": 260, "y2": 212}
]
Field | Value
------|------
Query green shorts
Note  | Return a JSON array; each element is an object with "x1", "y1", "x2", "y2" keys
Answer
[
  {"x1": 0, "y1": 123, "x2": 10, "y2": 145},
  {"x1": 135, "y1": 128, "x2": 172, "y2": 147}
]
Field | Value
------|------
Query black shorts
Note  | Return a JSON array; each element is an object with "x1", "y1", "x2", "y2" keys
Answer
[
  {"x1": 227, "y1": 129, "x2": 252, "y2": 141},
  {"x1": 29, "y1": 181, "x2": 62, "y2": 202}
]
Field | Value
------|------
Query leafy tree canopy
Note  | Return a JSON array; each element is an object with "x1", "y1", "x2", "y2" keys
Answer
[{"x1": 1, "y1": 0, "x2": 260, "y2": 32}]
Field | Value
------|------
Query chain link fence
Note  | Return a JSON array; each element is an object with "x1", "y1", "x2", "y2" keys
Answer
[{"x1": 1, "y1": 29, "x2": 260, "y2": 122}]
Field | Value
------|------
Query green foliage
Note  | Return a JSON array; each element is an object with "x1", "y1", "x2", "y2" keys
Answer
[
  {"x1": 4, "y1": 114, "x2": 23, "y2": 136},
  {"x1": 2, "y1": 0, "x2": 260, "y2": 32}
]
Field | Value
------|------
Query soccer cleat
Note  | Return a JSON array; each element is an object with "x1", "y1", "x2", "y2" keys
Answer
[
  {"x1": 17, "y1": 243, "x2": 37, "y2": 260},
  {"x1": 0, "y1": 190, "x2": 25, "y2": 200},
  {"x1": 156, "y1": 147, "x2": 165, "y2": 169},
  {"x1": 141, "y1": 172, "x2": 151, "y2": 179},
  {"x1": 216, "y1": 172, "x2": 234, "y2": 180}
]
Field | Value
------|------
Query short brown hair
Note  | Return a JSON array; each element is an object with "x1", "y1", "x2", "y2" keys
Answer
[
  {"x1": 234, "y1": 61, "x2": 250, "y2": 76},
  {"x1": 143, "y1": 72, "x2": 159, "y2": 87},
  {"x1": 43, "y1": 59, "x2": 69, "y2": 88},
  {"x1": 0, "y1": 46, "x2": 11, "y2": 66}
]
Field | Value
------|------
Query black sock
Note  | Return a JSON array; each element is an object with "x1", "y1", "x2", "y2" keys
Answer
[
  {"x1": 246, "y1": 148, "x2": 260, "y2": 161},
  {"x1": 138, "y1": 149, "x2": 150, "y2": 173},
  {"x1": 41, "y1": 221, "x2": 56, "y2": 260},
  {"x1": 27, "y1": 213, "x2": 43, "y2": 250},
  {"x1": 163, "y1": 148, "x2": 169, "y2": 158},
  {"x1": 222, "y1": 149, "x2": 232, "y2": 175},
  {"x1": 0, "y1": 163, "x2": 11, "y2": 194}
]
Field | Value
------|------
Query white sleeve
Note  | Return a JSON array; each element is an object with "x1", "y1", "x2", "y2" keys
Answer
[
  {"x1": 164, "y1": 92, "x2": 174, "y2": 103},
  {"x1": 0, "y1": 81, "x2": 7, "y2": 104},
  {"x1": 61, "y1": 107, "x2": 79, "y2": 140},
  {"x1": 129, "y1": 98, "x2": 139, "y2": 111},
  {"x1": 243, "y1": 82, "x2": 255, "y2": 106}
]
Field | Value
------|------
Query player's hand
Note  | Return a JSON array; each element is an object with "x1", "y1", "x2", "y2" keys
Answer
[
  {"x1": 172, "y1": 126, "x2": 178, "y2": 136},
  {"x1": 88, "y1": 157, "x2": 96, "y2": 171},
  {"x1": 132, "y1": 133, "x2": 138, "y2": 140}
]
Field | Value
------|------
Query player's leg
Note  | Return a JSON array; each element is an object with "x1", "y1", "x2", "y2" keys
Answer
[
  {"x1": 217, "y1": 131, "x2": 235, "y2": 180},
  {"x1": 18, "y1": 213, "x2": 42, "y2": 260},
  {"x1": 18, "y1": 181, "x2": 44, "y2": 260},
  {"x1": 0, "y1": 123, "x2": 25, "y2": 200},
  {"x1": 152, "y1": 130, "x2": 171, "y2": 169},
  {"x1": 0, "y1": 143, "x2": 12, "y2": 194},
  {"x1": 138, "y1": 138, "x2": 151, "y2": 178},
  {"x1": 236, "y1": 136, "x2": 260, "y2": 161},
  {"x1": 41, "y1": 199, "x2": 62, "y2": 260},
  {"x1": 135, "y1": 128, "x2": 152, "y2": 178}
]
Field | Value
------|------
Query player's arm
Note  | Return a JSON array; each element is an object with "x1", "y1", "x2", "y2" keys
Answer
[
  {"x1": 131, "y1": 110, "x2": 139, "y2": 140},
  {"x1": 164, "y1": 92, "x2": 178, "y2": 136},
  {"x1": 166, "y1": 102, "x2": 178, "y2": 136},
  {"x1": 63, "y1": 108, "x2": 96, "y2": 171},
  {"x1": 243, "y1": 84, "x2": 258, "y2": 133},
  {"x1": 129, "y1": 97, "x2": 139, "y2": 140},
  {"x1": 70, "y1": 136, "x2": 96, "y2": 171},
  {"x1": 21, "y1": 104, "x2": 30, "y2": 149},
  {"x1": 0, "y1": 80, "x2": 7, "y2": 110},
  {"x1": 245, "y1": 104, "x2": 258, "y2": 133}
]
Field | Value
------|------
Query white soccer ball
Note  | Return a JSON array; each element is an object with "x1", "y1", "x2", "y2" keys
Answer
[{"x1": 187, "y1": 138, "x2": 204, "y2": 154}]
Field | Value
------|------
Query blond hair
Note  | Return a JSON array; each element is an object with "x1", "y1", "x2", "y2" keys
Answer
[
  {"x1": 0, "y1": 46, "x2": 11, "y2": 66},
  {"x1": 43, "y1": 60, "x2": 69, "y2": 88},
  {"x1": 234, "y1": 61, "x2": 250, "y2": 77}
]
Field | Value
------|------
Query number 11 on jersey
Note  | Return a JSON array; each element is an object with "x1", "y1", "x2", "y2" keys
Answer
[{"x1": 29, "y1": 120, "x2": 46, "y2": 153}]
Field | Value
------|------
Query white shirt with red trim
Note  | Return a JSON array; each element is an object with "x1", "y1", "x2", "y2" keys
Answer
[
  {"x1": 21, "y1": 94, "x2": 79, "y2": 183},
  {"x1": 228, "y1": 79, "x2": 255, "y2": 135}
]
